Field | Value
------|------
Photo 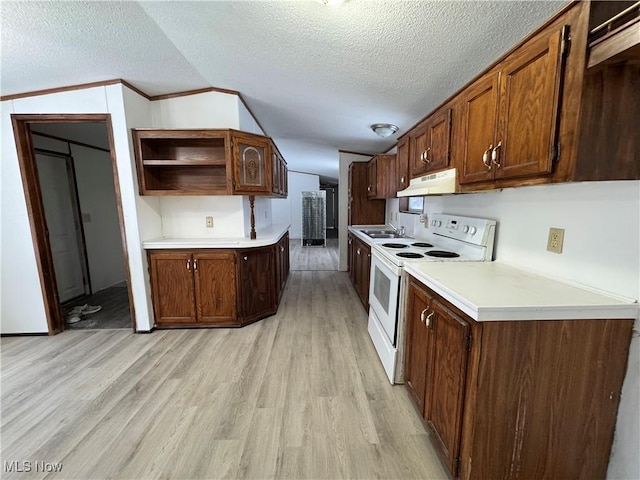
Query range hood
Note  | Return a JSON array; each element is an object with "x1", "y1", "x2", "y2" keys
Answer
[{"x1": 397, "y1": 168, "x2": 457, "y2": 197}]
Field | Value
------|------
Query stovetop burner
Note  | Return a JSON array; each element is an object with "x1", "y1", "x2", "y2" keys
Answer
[
  {"x1": 396, "y1": 252, "x2": 425, "y2": 259},
  {"x1": 426, "y1": 250, "x2": 460, "y2": 258},
  {"x1": 412, "y1": 242, "x2": 433, "y2": 248},
  {"x1": 382, "y1": 243, "x2": 409, "y2": 249}
]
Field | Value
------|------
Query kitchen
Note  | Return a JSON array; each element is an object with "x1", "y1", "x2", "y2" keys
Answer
[{"x1": 1, "y1": 1, "x2": 639, "y2": 479}]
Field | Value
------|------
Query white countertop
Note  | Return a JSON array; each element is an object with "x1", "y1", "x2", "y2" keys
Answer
[
  {"x1": 142, "y1": 223, "x2": 290, "y2": 249},
  {"x1": 403, "y1": 261, "x2": 639, "y2": 321}
]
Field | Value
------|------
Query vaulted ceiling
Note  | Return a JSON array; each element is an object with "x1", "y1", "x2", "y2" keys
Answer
[{"x1": 1, "y1": 0, "x2": 566, "y2": 180}]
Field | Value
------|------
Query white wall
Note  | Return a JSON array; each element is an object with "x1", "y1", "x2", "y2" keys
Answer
[
  {"x1": 338, "y1": 152, "x2": 373, "y2": 271},
  {"x1": 160, "y1": 196, "x2": 245, "y2": 238},
  {"x1": 72, "y1": 144, "x2": 127, "y2": 291},
  {"x1": 150, "y1": 91, "x2": 240, "y2": 128},
  {"x1": 238, "y1": 99, "x2": 265, "y2": 135},
  {"x1": 386, "y1": 180, "x2": 640, "y2": 479},
  {"x1": 31, "y1": 133, "x2": 127, "y2": 293},
  {"x1": 272, "y1": 171, "x2": 319, "y2": 238}
]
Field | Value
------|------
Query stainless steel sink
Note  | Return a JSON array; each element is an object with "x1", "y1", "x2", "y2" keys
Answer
[
  {"x1": 366, "y1": 232, "x2": 406, "y2": 239},
  {"x1": 363, "y1": 229, "x2": 396, "y2": 235}
]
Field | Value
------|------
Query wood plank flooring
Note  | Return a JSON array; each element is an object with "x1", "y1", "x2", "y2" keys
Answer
[
  {"x1": 1, "y1": 271, "x2": 448, "y2": 479},
  {"x1": 290, "y1": 238, "x2": 339, "y2": 271}
]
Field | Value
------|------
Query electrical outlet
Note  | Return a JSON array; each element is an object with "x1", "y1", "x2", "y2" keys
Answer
[
  {"x1": 419, "y1": 214, "x2": 427, "y2": 224},
  {"x1": 547, "y1": 227, "x2": 564, "y2": 254},
  {"x1": 206, "y1": 216, "x2": 214, "y2": 228}
]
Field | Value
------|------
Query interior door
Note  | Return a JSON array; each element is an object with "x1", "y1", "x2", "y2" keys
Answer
[{"x1": 36, "y1": 153, "x2": 87, "y2": 302}]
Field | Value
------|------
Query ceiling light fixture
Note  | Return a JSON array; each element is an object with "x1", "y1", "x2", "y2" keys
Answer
[
  {"x1": 371, "y1": 123, "x2": 399, "y2": 138},
  {"x1": 315, "y1": 0, "x2": 346, "y2": 6}
]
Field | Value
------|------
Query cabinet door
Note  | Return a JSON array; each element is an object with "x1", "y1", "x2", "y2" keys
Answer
[
  {"x1": 410, "y1": 125, "x2": 429, "y2": 177},
  {"x1": 359, "y1": 242, "x2": 371, "y2": 308},
  {"x1": 396, "y1": 137, "x2": 409, "y2": 191},
  {"x1": 404, "y1": 280, "x2": 433, "y2": 414},
  {"x1": 348, "y1": 233, "x2": 356, "y2": 284},
  {"x1": 271, "y1": 150, "x2": 281, "y2": 195},
  {"x1": 460, "y1": 73, "x2": 500, "y2": 185},
  {"x1": 232, "y1": 133, "x2": 271, "y2": 194},
  {"x1": 239, "y1": 247, "x2": 276, "y2": 322},
  {"x1": 495, "y1": 27, "x2": 565, "y2": 180},
  {"x1": 194, "y1": 252, "x2": 238, "y2": 325},
  {"x1": 149, "y1": 252, "x2": 196, "y2": 325},
  {"x1": 427, "y1": 109, "x2": 452, "y2": 172},
  {"x1": 426, "y1": 300, "x2": 470, "y2": 477},
  {"x1": 367, "y1": 158, "x2": 377, "y2": 198}
]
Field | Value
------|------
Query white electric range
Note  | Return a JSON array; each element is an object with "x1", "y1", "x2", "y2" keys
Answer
[{"x1": 367, "y1": 213, "x2": 496, "y2": 384}]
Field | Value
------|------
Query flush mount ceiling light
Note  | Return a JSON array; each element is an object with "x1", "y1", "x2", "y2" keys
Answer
[
  {"x1": 315, "y1": 0, "x2": 346, "y2": 5},
  {"x1": 371, "y1": 123, "x2": 399, "y2": 138}
]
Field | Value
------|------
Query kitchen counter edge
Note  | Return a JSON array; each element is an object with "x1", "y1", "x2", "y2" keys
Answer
[
  {"x1": 142, "y1": 224, "x2": 291, "y2": 249},
  {"x1": 404, "y1": 261, "x2": 639, "y2": 322}
]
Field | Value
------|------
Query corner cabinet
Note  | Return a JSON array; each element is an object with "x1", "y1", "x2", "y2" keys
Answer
[
  {"x1": 404, "y1": 275, "x2": 634, "y2": 479},
  {"x1": 133, "y1": 129, "x2": 287, "y2": 197},
  {"x1": 147, "y1": 232, "x2": 289, "y2": 328}
]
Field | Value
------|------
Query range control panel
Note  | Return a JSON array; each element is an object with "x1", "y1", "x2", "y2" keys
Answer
[{"x1": 431, "y1": 213, "x2": 496, "y2": 246}]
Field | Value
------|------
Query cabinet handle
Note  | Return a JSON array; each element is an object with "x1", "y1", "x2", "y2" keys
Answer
[
  {"x1": 425, "y1": 310, "x2": 435, "y2": 328},
  {"x1": 482, "y1": 144, "x2": 493, "y2": 170},
  {"x1": 367, "y1": 186, "x2": 372, "y2": 192},
  {"x1": 357, "y1": 248, "x2": 361, "y2": 255},
  {"x1": 491, "y1": 141, "x2": 502, "y2": 168},
  {"x1": 280, "y1": 246, "x2": 285, "y2": 252},
  {"x1": 193, "y1": 259, "x2": 198, "y2": 271},
  {"x1": 186, "y1": 259, "x2": 191, "y2": 271},
  {"x1": 420, "y1": 308, "x2": 428, "y2": 324},
  {"x1": 400, "y1": 175, "x2": 405, "y2": 184},
  {"x1": 425, "y1": 147, "x2": 431, "y2": 163},
  {"x1": 348, "y1": 238, "x2": 352, "y2": 245},
  {"x1": 243, "y1": 256, "x2": 248, "y2": 261}
]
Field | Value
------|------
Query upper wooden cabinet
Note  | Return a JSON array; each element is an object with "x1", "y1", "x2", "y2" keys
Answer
[
  {"x1": 460, "y1": 26, "x2": 567, "y2": 185},
  {"x1": 396, "y1": 136, "x2": 409, "y2": 192},
  {"x1": 347, "y1": 162, "x2": 385, "y2": 226},
  {"x1": 367, "y1": 154, "x2": 397, "y2": 199},
  {"x1": 409, "y1": 108, "x2": 452, "y2": 178},
  {"x1": 133, "y1": 129, "x2": 287, "y2": 197}
]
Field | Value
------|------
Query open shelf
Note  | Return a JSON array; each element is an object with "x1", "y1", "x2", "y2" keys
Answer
[{"x1": 142, "y1": 165, "x2": 230, "y2": 195}]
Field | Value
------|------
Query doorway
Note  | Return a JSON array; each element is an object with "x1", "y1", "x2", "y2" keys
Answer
[{"x1": 11, "y1": 114, "x2": 135, "y2": 334}]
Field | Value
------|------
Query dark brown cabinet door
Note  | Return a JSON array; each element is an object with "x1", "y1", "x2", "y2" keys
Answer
[
  {"x1": 239, "y1": 247, "x2": 276, "y2": 322},
  {"x1": 367, "y1": 158, "x2": 377, "y2": 198},
  {"x1": 149, "y1": 252, "x2": 196, "y2": 325},
  {"x1": 396, "y1": 136, "x2": 409, "y2": 191},
  {"x1": 232, "y1": 133, "x2": 271, "y2": 194},
  {"x1": 495, "y1": 27, "x2": 565, "y2": 180},
  {"x1": 194, "y1": 252, "x2": 237, "y2": 325},
  {"x1": 275, "y1": 232, "x2": 290, "y2": 300},
  {"x1": 427, "y1": 109, "x2": 452, "y2": 172},
  {"x1": 410, "y1": 125, "x2": 429, "y2": 177},
  {"x1": 404, "y1": 280, "x2": 433, "y2": 414},
  {"x1": 460, "y1": 73, "x2": 500, "y2": 185},
  {"x1": 347, "y1": 233, "x2": 356, "y2": 284},
  {"x1": 410, "y1": 109, "x2": 452, "y2": 178},
  {"x1": 347, "y1": 162, "x2": 385, "y2": 226},
  {"x1": 359, "y1": 242, "x2": 371, "y2": 308},
  {"x1": 426, "y1": 301, "x2": 470, "y2": 477}
]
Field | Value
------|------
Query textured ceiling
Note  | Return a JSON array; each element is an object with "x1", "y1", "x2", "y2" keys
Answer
[{"x1": 1, "y1": 0, "x2": 566, "y2": 180}]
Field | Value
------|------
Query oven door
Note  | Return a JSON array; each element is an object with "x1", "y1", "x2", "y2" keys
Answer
[{"x1": 369, "y1": 250, "x2": 401, "y2": 346}]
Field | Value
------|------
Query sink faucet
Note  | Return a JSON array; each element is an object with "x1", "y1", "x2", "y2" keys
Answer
[{"x1": 389, "y1": 222, "x2": 406, "y2": 237}]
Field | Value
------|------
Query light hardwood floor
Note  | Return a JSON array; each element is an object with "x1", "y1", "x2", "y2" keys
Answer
[
  {"x1": 290, "y1": 238, "x2": 339, "y2": 271},
  {"x1": 1, "y1": 271, "x2": 448, "y2": 479}
]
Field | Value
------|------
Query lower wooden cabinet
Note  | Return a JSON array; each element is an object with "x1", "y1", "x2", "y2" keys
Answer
[
  {"x1": 405, "y1": 275, "x2": 634, "y2": 479},
  {"x1": 149, "y1": 251, "x2": 236, "y2": 326},
  {"x1": 148, "y1": 232, "x2": 289, "y2": 328},
  {"x1": 347, "y1": 233, "x2": 371, "y2": 311},
  {"x1": 238, "y1": 246, "x2": 276, "y2": 323}
]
